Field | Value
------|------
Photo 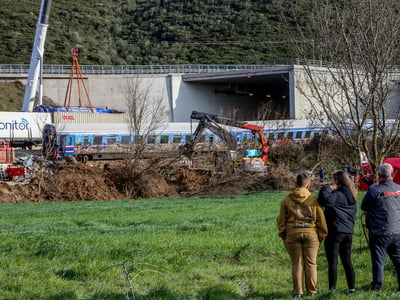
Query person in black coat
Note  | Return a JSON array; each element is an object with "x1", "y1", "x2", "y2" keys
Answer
[
  {"x1": 318, "y1": 170, "x2": 357, "y2": 294},
  {"x1": 361, "y1": 163, "x2": 400, "y2": 292}
]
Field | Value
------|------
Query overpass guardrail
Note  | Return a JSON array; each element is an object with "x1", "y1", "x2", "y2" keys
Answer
[
  {"x1": 2, "y1": 62, "x2": 399, "y2": 75},
  {"x1": 0, "y1": 64, "x2": 287, "y2": 75}
]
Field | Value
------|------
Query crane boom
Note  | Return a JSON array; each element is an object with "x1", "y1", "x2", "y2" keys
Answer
[{"x1": 22, "y1": 0, "x2": 52, "y2": 112}]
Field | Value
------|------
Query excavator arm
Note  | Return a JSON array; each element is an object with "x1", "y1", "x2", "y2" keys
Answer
[
  {"x1": 191, "y1": 111, "x2": 245, "y2": 128},
  {"x1": 183, "y1": 113, "x2": 237, "y2": 159},
  {"x1": 190, "y1": 111, "x2": 269, "y2": 165},
  {"x1": 191, "y1": 117, "x2": 237, "y2": 150}
]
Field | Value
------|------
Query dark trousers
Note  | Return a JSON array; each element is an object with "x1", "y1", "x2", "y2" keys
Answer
[
  {"x1": 324, "y1": 232, "x2": 355, "y2": 290},
  {"x1": 369, "y1": 235, "x2": 400, "y2": 290}
]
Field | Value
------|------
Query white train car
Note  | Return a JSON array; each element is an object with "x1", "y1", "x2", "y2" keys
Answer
[{"x1": 0, "y1": 112, "x2": 52, "y2": 147}]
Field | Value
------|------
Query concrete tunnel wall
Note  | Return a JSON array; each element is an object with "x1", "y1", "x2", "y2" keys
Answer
[{"x1": 0, "y1": 69, "x2": 303, "y2": 121}]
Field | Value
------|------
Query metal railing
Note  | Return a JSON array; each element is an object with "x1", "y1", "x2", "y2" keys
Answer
[
  {"x1": 1, "y1": 61, "x2": 399, "y2": 75},
  {"x1": 0, "y1": 63, "x2": 290, "y2": 75}
]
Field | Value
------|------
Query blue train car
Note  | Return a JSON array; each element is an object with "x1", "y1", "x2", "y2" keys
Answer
[{"x1": 42, "y1": 120, "x2": 331, "y2": 161}]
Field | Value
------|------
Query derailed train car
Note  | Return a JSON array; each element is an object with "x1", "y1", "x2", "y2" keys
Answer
[
  {"x1": 0, "y1": 111, "x2": 126, "y2": 149},
  {"x1": 41, "y1": 115, "x2": 330, "y2": 161},
  {"x1": 42, "y1": 122, "x2": 196, "y2": 161},
  {"x1": 0, "y1": 112, "x2": 52, "y2": 148},
  {"x1": 1, "y1": 110, "x2": 332, "y2": 162}
]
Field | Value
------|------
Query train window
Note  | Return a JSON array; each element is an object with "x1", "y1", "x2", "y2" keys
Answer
[
  {"x1": 59, "y1": 136, "x2": 66, "y2": 151},
  {"x1": 93, "y1": 135, "x2": 103, "y2": 145},
  {"x1": 268, "y1": 132, "x2": 275, "y2": 141},
  {"x1": 209, "y1": 135, "x2": 214, "y2": 143},
  {"x1": 160, "y1": 135, "x2": 169, "y2": 144},
  {"x1": 148, "y1": 135, "x2": 156, "y2": 144},
  {"x1": 304, "y1": 131, "x2": 312, "y2": 138},
  {"x1": 67, "y1": 136, "x2": 74, "y2": 146},
  {"x1": 287, "y1": 132, "x2": 293, "y2": 139},
  {"x1": 199, "y1": 135, "x2": 206, "y2": 143},
  {"x1": 107, "y1": 135, "x2": 117, "y2": 145},
  {"x1": 185, "y1": 134, "x2": 192, "y2": 143},
  {"x1": 295, "y1": 131, "x2": 302, "y2": 139},
  {"x1": 121, "y1": 135, "x2": 131, "y2": 144},
  {"x1": 278, "y1": 132, "x2": 285, "y2": 139},
  {"x1": 83, "y1": 136, "x2": 90, "y2": 145},
  {"x1": 173, "y1": 134, "x2": 181, "y2": 143}
]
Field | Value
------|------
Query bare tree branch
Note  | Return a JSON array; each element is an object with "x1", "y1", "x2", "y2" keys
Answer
[
  {"x1": 278, "y1": 0, "x2": 400, "y2": 174},
  {"x1": 125, "y1": 76, "x2": 167, "y2": 162}
]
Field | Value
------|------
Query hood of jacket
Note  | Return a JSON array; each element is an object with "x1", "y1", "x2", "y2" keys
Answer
[{"x1": 288, "y1": 188, "x2": 311, "y2": 204}]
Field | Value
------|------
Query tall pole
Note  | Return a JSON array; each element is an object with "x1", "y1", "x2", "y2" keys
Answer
[{"x1": 22, "y1": 0, "x2": 52, "y2": 112}]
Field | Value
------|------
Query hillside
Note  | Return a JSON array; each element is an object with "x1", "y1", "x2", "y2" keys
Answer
[
  {"x1": 1, "y1": 0, "x2": 294, "y2": 65},
  {"x1": 0, "y1": 82, "x2": 25, "y2": 112}
]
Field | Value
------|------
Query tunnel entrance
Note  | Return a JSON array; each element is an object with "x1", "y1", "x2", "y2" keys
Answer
[{"x1": 182, "y1": 67, "x2": 292, "y2": 120}]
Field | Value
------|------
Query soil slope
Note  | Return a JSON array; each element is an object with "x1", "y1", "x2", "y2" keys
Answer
[{"x1": 0, "y1": 161, "x2": 295, "y2": 202}]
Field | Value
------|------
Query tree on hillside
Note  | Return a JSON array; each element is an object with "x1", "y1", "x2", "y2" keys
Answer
[{"x1": 278, "y1": 0, "x2": 400, "y2": 177}]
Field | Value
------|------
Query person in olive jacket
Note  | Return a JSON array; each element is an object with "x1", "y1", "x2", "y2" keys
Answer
[
  {"x1": 318, "y1": 170, "x2": 357, "y2": 294},
  {"x1": 277, "y1": 172, "x2": 328, "y2": 298}
]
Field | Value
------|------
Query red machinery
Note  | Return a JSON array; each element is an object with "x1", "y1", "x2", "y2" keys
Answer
[
  {"x1": 6, "y1": 167, "x2": 26, "y2": 181},
  {"x1": 0, "y1": 142, "x2": 26, "y2": 181},
  {"x1": 358, "y1": 155, "x2": 400, "y2": 190}
]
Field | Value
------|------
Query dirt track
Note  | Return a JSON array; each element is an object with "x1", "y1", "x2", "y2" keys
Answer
[{"x1": 0, "y1": 161, "x2": 295, "y2": 203}]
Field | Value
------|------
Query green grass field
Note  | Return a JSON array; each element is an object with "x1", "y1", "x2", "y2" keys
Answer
[{"x1": 0, "y1": 191, "x2": 399, "y2": 299}]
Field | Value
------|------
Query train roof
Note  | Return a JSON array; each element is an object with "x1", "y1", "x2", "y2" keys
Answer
[
  {"x1": 51, "y1": 119, "x2": 327, "y2": 135},
  {"x1": 54, "y1": 122, "x2": 195, "y2": 135}
]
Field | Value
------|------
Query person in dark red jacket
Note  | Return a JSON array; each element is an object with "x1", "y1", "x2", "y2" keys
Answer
[
  {"x1": 318, "y1": 171, "x2": 357, "y2": 294},
  {"x1": 361, "y1": 163, "x2": 400, "y2": 292}
]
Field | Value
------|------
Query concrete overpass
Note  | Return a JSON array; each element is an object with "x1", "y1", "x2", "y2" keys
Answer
[{"x1": 0, "y1": 64, "x2": 305, "y2": 122}]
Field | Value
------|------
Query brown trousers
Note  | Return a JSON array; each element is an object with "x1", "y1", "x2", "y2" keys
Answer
[{"x1": 284, "y1": 232, "x2": 320, "y2": 295}]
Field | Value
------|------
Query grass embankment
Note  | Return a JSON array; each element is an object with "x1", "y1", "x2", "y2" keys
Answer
[
  {"x1": 0, "y1": 81, "x2": 24, "y2": 111},
  {"x1": 0, "y1": 192, "x2": 398, "y2": 299}
]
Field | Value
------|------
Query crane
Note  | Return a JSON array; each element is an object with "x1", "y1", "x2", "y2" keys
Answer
[{"x1": 22, "y1": 0, "x2": 52, "y2": 112}]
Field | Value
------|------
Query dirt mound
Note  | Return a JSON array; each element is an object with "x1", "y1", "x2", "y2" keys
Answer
[
  {"x1": 0, "y1": 163, "x2": 126, "y2": 203},
  {"x1": 129, "y1": 173, "x2": 179, "y2": 198},
  {"x1": 43, "y1": 163, "x2": 126, "y2": 201},
  {"x1": 254, "y1": 165, "x2": 295, "y2": 191},
  {"x1": 0, "y1": 182, "x2": 37, "y2": 203},
  {"x1": 172, "y1": 168, "x2": 212, "y2": 194},
  {"x1": 0, "y1": 161, "x2": 296, "y2": 202},
  {"x1": 188, "y1": 166, "x2": 295, "y2": 196}
]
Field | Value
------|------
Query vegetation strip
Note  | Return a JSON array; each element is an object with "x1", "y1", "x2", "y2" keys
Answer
[{"x1": 0, "y1": 192, "x2": 399, "y2": 299}]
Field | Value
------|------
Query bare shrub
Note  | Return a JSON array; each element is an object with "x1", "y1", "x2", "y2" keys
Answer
[{"x1": 262, "y1": 166, "x2": 295, "y2": 191}]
